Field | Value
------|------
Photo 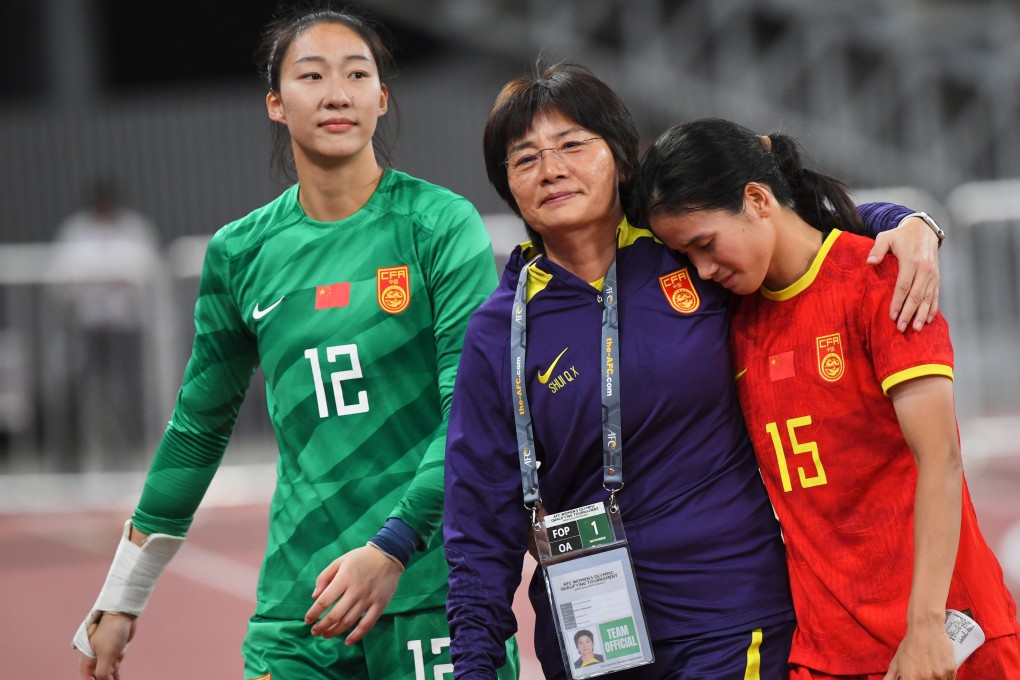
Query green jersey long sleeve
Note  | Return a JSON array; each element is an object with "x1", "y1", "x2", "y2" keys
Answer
[{"x1": 132, "y1": 169, "x2": 498, "y2": 618}]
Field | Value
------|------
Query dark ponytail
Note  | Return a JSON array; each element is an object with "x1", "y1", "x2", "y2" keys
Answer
[
  {"x1": 637, "y1": 118, "x2": 864, "y2": 236},
  {"x1": 767, "y1": 133, "x2": 863, "y2": 235}
]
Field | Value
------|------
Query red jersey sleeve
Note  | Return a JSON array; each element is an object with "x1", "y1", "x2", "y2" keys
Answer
[{"x1": 859, "y1": 256, "x2": 954, "y2": 394}]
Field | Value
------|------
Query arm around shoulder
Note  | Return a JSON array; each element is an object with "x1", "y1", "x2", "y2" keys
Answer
[{"x1": 860, "y1": 205, "x2": 944, "y2": 332}]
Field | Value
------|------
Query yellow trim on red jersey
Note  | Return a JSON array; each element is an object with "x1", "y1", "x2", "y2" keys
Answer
[
  {"x1": 881, "y1": 363, "x2": 954, "y2": 395},
  {"x1": 761, "y1": 229, "x2": 842, "y2": 301}
]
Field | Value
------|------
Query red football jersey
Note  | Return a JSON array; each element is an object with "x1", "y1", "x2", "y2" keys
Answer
[{"x1": 731, "y1": 230, "x2": 1017, "y2": 674}]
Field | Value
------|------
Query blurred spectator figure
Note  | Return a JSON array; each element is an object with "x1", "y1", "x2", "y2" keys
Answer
[{"x1": 50, "y1": 177, "x2": 161, "y2": 469}]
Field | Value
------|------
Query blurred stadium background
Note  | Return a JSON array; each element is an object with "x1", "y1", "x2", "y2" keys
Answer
[{"x1": 1, "y1": 1, "x2": 1019, "y2": 678}]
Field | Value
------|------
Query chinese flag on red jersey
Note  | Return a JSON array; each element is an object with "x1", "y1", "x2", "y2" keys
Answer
[
  {"x1": 769, "y1": 351, "x2": 796, "y2": 381},
  {"x1": 315, "y1": 282, "x2": 350, "y2": 310}
]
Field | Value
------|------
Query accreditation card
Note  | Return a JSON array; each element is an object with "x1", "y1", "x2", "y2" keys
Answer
[{"x1": 535, "y1": 501, "x2": 654, "y2": 678}]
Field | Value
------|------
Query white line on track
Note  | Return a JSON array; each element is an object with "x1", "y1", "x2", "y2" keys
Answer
[
  {"x1": 165, "y1": 542, "x2": 261, "y2": 601},
  {"x1": 0, "y1": 463, "x2": 276, "y2": 513}
]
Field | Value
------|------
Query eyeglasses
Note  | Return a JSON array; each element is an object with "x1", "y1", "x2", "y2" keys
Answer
[{"x1": 503, "y1": 137, "x2": 604, "y2": 175}]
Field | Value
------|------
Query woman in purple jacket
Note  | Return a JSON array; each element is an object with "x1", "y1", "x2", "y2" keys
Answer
[{"x1": 443, "y1": 62, "x2": 943, "y2": 680}]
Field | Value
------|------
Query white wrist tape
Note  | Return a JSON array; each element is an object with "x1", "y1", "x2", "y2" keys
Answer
[{"x1": 72, "y1": 520, "x2": 185, "y2": 659}]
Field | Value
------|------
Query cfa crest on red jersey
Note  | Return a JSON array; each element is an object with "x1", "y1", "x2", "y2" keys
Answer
[
  {"x1": 816, "y1": 333, "x2": 845, "y2": 382},
  {"x1": 377, "y1": 265, "x2": 410, "y2": 314},
  {"x1": 658, "y1": 268, "x2": 700, "y2": 314}
]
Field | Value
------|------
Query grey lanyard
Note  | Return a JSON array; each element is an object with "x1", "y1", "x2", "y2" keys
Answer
[{"x1": 509, "y1": 255, "x2": 624, "y2": 518}]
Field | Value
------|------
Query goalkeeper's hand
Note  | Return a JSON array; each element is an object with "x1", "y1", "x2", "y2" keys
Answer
[
  {"x1": 73, "y1": 521, "x2": 184, "y2": 678},
  {"x1": 78, "y1": 613, "x2": 136, "y2": 680}
]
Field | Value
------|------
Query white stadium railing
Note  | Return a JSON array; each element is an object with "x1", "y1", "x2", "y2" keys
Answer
[
  {"x1": 0, "y1": 195, "x2": 1016, "y2": 473},
  {"x1": 944, "y1": 180, "x2": 1020, "y2": 419}
]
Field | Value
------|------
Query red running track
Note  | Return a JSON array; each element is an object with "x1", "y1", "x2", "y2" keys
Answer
[{"x1": 3, "y1": 454, "x2": 1019, "y2": 679}]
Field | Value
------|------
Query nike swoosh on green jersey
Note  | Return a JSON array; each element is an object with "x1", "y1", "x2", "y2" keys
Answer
[
  {"x1": 537, "y1": 347, "x2": 569, "y2": 384},
  {"x1": 253, "y1": 296, "x2": 285, "y2": 320}
]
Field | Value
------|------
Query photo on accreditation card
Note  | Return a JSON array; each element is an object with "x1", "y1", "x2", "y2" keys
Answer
[{"x1": 547, "y1": 547, "x2": 653, "y2": 678}]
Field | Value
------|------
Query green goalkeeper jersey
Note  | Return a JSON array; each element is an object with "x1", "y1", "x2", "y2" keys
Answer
[{"x1": 132, "y1": 169, "x2": 498, "y2": 618}]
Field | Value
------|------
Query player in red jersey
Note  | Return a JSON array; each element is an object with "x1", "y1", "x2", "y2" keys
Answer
[{"x1": 636, "y1": 118, "x2": 1020, "y2": 680}]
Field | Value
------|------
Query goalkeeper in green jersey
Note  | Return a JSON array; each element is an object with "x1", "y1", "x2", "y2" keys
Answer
[{"x1": 72, "y1": 5, "x2": 519, "y2": 680}]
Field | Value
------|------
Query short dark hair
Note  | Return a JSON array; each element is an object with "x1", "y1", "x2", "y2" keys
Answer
[
  {"x1": 254, "y1": 3, "x2": 399, "y2": 183},
  {"x1": 482, "y1": 63, "x2": 640, "y2": 252},
  {"x1": 573, "y1": 629, "x2": 595, "y2": 647},
  {"x1": 637, "y1": 118, "x2": 864, "y2": 236}
]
